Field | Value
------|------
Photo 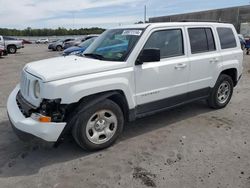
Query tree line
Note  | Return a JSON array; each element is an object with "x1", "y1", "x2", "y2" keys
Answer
[{"x1": 0, "y1": 27, "x2": 105, "y2": 36}]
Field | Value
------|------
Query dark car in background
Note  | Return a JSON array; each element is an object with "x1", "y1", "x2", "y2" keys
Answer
[
  {"x1": 21, "y1": 39, "x2": 32, "y2": 44},
  {"x1": 63, "y1": 35, "x2": 99, "y2": 49},
  {"x1": 245, "y1": 38, "x2": 250, "y2": 55},
  {"x1": 62, "y1": 36, "x2": 98, "y2": 56},
  {"x1": 0, "y1": 45, "x2": 7, "y2": 57},
  {"x1": 238, "y1": 34, "x2": 246, "y2": 50},
  {"x1": 48, "y1": 38, "x2": 74, "y2": 51}
]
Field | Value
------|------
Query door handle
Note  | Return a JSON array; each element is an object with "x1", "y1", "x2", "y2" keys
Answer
[
  {"x1": 209, "y1": 58, "x2": 219, "y2": 64},
  {"x1": 175, "y1": 63, "x2": 187, "y2": 69},
  {"x1": 214, "y1": 58, "x2": 219, "y2": 63}
]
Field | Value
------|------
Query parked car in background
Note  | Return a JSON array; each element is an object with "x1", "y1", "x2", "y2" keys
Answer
[
  {"x1": 245, "y1": 38, "x2": 250, "y2": 55},
  {"x1": 0, "y1": 45, "x2": 4, "y2": 57},
  {"x1": 63, "y1": 35, "x2": 99, "y2": 49},
  {"x1": 0, "y1": 36, "x2": 24, "y2": 54},
  {"x1": 0, "y1": 45, "x2": 6, "y2": 57},
  {"x1": 48, "y1": 38, "x2": 74, "y2": 51},
  {"x1": 238, "y1": 34, "x2": 246, "y2": 50},
  {"x1": 21, "y1": 39, "x2": 32, "y2": 44},
  {"x1": 62, "y1": 36, "x2": 98, "y2": 56},
  {"x1": 36, "y1": 38, "x2": 49, "y2": 44}
]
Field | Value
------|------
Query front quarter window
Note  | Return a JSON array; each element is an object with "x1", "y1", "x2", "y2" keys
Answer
[{"x1": 83, "y1": 28, "x2": 143, "y2": 61}]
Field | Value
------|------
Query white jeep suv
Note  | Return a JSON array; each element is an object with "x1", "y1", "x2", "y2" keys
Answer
[{"x1": 7, "y1": 22, "x2": 243, "y2": 151}]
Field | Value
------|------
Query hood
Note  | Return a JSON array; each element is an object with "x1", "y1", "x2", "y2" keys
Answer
[
  {"x1": 64, "y1": 46, "x2": 81, "y2": 53},
  {"x1": 25, "y1": 56, "x2": 126, "y2": 82}
]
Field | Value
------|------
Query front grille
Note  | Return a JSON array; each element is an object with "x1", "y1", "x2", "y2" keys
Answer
[
  {"x1": 20, "y1": 71, "x2": 31, "y2": 98},
  {"x1": 16, "y1": 91, "x2": 36, "y2": 117}
]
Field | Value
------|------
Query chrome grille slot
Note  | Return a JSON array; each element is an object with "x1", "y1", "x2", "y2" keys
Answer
[
  {"x1": 20, "y1": 71, "x2": 31, "y2": 97},
  {"x1": 19, "y1": 70, "x2": 41, "y2": 107}
]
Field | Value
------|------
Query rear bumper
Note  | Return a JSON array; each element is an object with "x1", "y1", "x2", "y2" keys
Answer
[{"x1": 7, "y1": 85, "x2": 66, "y2": 142}]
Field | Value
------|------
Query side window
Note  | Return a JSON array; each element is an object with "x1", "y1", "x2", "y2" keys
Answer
[
  {"x1": 144, "y1": 29, "x2": 184, "y2": 59},
  {"x1": 217, "y1": 27, "x2": 237, "y2": 49},
  {"x1": 188, "y1": 28, "x2": 216, "y2": 54}
]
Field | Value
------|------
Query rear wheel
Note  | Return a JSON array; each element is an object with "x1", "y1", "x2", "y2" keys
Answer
[
  {"x1": 7, "y1": 45, "x2": 17, "y2": 54},
  {"x1": 72, "y1": 99, "x2": 124, "y2": 151},
  {"x1": 207, "y1": 74, "x2": 234, "y2": 109}
]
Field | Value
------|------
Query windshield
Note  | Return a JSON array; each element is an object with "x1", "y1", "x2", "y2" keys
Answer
[
  {"x1": 83, "y1": 28, "x2": 143, "y2": 61},
  {"x1": 79, "y1": 37, "x2": 97, "y2": 48}
]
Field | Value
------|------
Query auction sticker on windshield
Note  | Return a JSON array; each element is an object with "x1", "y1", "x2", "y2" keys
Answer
[{"x1": 122, "y1": 30, "x2": 142, "y2": 36}]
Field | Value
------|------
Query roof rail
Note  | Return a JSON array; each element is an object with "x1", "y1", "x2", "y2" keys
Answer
[{"x1": 181, "y1": 19, "x2": 228, "y2": 23}]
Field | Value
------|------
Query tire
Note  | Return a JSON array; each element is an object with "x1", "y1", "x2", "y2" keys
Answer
[
  {"x1": 7, "y1": 45, "x2": 17, "y2": 54},
  {"x1": 72, "y1": 99, "x2": 124, "y2": 151},
  {"x1": 207, "y1": 74, "x2": 234, "y2": 109},
  {"x1": 56, "y1": 45, "x2": 62, "y2": 51},
  {"x1": 241, "y1": 44, "x2": 245, "y2": 50}
]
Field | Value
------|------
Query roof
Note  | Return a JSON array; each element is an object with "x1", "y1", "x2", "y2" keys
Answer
[{"x1": 112, "y1": 22, "x2": 233, "y2": 29}]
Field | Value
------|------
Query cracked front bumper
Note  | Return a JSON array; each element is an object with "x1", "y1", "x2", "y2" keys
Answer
[{"x1": 7, "y1": 85, "x2": 66, "y2": 142}]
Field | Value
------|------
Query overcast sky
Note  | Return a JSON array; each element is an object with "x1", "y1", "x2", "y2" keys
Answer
[{"x1": 0, "y1": 0, "x2": 249, "y2": 29}]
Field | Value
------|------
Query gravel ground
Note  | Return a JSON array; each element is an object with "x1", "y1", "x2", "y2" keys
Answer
[{"x1": 0, "y1": 44, "x2": 250, "y2": 188}]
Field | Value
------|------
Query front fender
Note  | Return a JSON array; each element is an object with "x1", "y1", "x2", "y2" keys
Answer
[{"x1": 42, "y1": 70, "x2": 136, "y2": 109}]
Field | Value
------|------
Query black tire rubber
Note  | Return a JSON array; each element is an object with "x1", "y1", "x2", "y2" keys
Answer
[
  {"x1": 56, "y1": 45, "x2": 62, "y2": 51},
  {"x1": 72, "y1": 99, "x2": 124, "y2": 151},
  {"x1": 207, "y1": 74, "x2": 234, "y2": 109},
  {"x1": 7, "y1": 45, "x2": 17, "y2": 54}
]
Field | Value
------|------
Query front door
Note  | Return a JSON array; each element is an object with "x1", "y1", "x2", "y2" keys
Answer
[{"x1": 135, "y1": 27, "x2": 189, "y2": 115}]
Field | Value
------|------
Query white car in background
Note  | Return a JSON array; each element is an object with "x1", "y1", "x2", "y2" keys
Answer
[
  {"x1": 36, "y1": 38, "x2": 49, "y2": 44},
  {"x1": 0, "y1": 36, "x2": 24, "y2": 54}
]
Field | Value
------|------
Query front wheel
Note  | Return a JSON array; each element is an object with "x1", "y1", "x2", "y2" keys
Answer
[
  {"x1": 72, "y1": 99, "x2": 124, "y2": 151},
  {"x1": 207, "y1": 74, "x2": 234, "y2": 109},
  {"x1": 56, "y1": 45, "x2": 63, "y2": 51},
  {"x1": 7, "y1": 45, "x2": 17, "y2": 54}
]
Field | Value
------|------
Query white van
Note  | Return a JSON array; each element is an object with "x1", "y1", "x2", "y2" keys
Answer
[{"x1": 7, "y1": 22, "x2": 243, "y2": 150}]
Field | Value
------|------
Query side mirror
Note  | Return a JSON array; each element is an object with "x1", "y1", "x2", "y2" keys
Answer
[{"x1": 136, "y1": 48, "x2": 160, "y2": 65}]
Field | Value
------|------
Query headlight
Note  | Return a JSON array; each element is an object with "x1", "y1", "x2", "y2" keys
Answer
[
  {"x1": 34, "y1": 80, "x2": 40, "y2": 98},
  {"x1": 70, "y1": 51, "x2": 81, "y2": 55}
]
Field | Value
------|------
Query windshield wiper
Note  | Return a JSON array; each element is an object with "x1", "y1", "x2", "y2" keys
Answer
[{"x1": 83, "y1": 53, "x2": 104, "y2": 60}]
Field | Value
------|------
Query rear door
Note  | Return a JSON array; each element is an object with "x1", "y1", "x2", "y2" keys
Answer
[{"x1": 186, "y1": 26, "x2": 221, "y2": 98}]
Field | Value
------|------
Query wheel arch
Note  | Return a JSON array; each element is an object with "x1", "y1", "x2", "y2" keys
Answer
[
  {"x1": 7, "y1": 44, "x2": 17, "y2": 49},
  {"x1": 220, "y1": 68, "x2": 238, "y2": 86},
  {"x1": 61, "y1": 90, "x2": 131, "y2": 136}
]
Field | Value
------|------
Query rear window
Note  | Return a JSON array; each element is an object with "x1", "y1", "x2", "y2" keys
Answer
[
  {"x1": 188, "y1": 28, "x2": 216, "y2": 54},
  {"x1": 217, "y1": 27, "x2": 237, "y2": 49}
]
